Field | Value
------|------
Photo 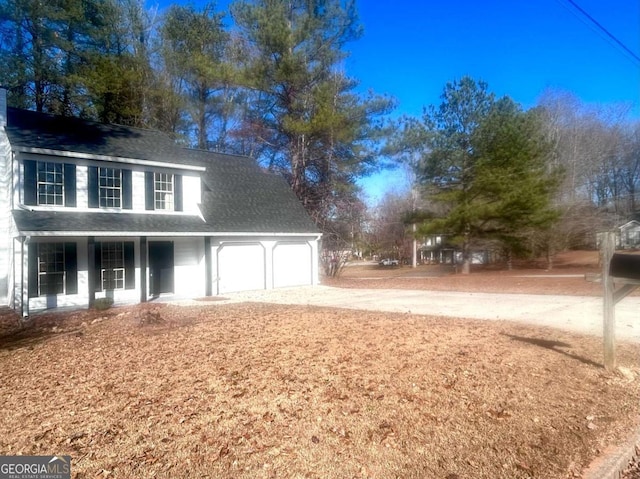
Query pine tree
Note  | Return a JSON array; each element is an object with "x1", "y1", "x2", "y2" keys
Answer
[
  {"x1": 417, "y1": 77, "x2": 560, "y2": 273},
  {"x1": 231, "y1": 0, "x2": 393, "y2": 223}
]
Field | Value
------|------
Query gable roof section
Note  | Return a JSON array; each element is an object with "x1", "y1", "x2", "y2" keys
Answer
[
  {"x1": 619, "y1": 220, "x2": 640, "y2": 231},
  {"x1": 194, "y1": 150, "x2": 319, "y2": 233},
  {"x1": 7, "y1": 108, "x2": 319, "y2": 236}
]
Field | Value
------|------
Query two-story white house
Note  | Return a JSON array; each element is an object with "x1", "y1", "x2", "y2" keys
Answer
[{"x1": 0, "y1": 90, "x2": 321, "y2": 315}]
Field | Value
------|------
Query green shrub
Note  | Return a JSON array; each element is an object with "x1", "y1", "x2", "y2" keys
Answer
[{"x1": 94, "y1": 297, "x2": 114, "y2": 311}]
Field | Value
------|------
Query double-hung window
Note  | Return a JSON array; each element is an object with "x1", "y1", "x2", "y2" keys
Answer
[
  {"x1": 38, "y1": 243, "x2": 65, "y2": 295},
  {"x1": 37, "y1": 162, "x2": 64, "y2": 205},
  {"x1": 145, "y1": 171, "x2": 182, "y2": 211},
  {"x1": 154, "y1": 173, "x2": 174, "y2": 210},
  {"x1": 30, "y1": 242, "x2": 77, "y2": 297},
  {"x1": 99, "y1": 167, "x2": 122, "y2": 208},
  {"x1": 24, "y1": 160, "x2": 75, "y2": 207},
  {"x1": 101, "y1": 242, "x2": 125, "y2": 290}
]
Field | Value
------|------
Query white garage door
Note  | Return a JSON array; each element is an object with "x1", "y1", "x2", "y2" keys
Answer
[
  {"x1": 217, "y1": 243, "x2": 265, "y2": 294},
  {"x1": 273, "y1": 242, "x2": 312, "y2": 288}
]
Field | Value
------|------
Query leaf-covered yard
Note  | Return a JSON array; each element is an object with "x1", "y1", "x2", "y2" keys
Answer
[{"x1": 1, "y1": 302, "x2": 639, "y2": 478}]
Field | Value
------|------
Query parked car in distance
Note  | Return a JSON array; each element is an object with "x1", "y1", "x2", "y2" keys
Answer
[{"x1": 379, "y1": 258, "x2": 399, "y2": 266}]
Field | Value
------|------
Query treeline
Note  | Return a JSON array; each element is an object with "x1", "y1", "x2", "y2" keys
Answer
[
  {"x1": 365, "y1": 81, "x2": 640, "y2": 271},
  {"x1": 0, "y1": 0, "x2": 394, "y2": 232},
  {"x1": 2, "y1": 1, "x2": 639, "y2": 269}
]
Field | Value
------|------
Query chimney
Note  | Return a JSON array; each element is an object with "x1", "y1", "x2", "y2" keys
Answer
[{"x1": 0, "y1": 88, "x2": 6, "y2": 128}]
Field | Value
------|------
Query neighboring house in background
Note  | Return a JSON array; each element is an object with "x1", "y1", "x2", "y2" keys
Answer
[
  {"x1": 419, "y1": 235, "x2": 455, "y2": 264},
  {"x1": 0, "y1": 89, "x2": 321, "y2": 316},
  {"x1": 418, "y1": 234, "x2": 493, "y2": 265},
  {"x1": 618, "y1": 220, "x2": 640, "y2": 249}
]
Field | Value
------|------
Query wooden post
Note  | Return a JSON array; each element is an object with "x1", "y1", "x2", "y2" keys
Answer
[{"x1": 602, "y1": 232, "x2": 616, "y2": 371}]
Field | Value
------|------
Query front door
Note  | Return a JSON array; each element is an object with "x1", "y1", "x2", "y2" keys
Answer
[{"x1": 149, "y1": 241, "x2": 174, "y2": 297}]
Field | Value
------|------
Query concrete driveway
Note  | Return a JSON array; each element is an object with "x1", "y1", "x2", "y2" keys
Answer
[{"x1": 217, "y1": 285, "x2": 640, "y2": 343}]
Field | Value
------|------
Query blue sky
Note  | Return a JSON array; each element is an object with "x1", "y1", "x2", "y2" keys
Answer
[
  {"x1": 347, "y1": 0, "x2": 640, "y2": 203},
  {"x1": 152, "y1": 0, "x2": 640, "y2": 203}
]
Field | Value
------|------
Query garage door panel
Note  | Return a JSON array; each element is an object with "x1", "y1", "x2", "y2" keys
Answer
[
  {"x1": 273, "y1": 242, "x2": 312, "y2": 288},
  {"x1": 218, "y1": 244, "x2": 265, "y2": 294}
]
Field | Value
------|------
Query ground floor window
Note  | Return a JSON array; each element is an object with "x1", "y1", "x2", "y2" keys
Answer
[
  {"x1": 29, "y1": 242, "x2": 77, "y2": 297},
  {"x1": 101, "y1": 242, "x2": 125, "y2": 290},
  {"x1": 94, "y1": 241, "x2": 135, "y2": 292},
  {"x1": 38, "y1": 243, "x2": 65, "y2": 295}
]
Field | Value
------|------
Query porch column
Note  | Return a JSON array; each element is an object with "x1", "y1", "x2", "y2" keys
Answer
[
  {"x1": 87, "y1": 236, "x2": 95, "y2": 307},
  {"x1": 140, "y1": 236, "x2": 147, "y2": 303},
  {"x1": 204, "y1": 237, "x2": 212, "y2": 297},
  {"x1": 20, "y1": 236, "x2": 28, "y2": 317}
]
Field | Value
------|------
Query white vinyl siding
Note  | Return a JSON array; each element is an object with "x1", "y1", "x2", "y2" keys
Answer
[{"x1": 182, "y1": 174, "x2": 201, "y2": 213}]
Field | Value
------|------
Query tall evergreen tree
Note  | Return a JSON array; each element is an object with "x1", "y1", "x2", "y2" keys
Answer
[
  {"x1": 231, "y1": 0, "x2": 393, "y2": 224},
  {"x1": 160, "y1": 2, "x2": 235, "y2": 149},
  {"x1": 0, "y1": 0, "x2": 120, "y2": 115},
  {"x1": 416, "y1": 77, "x2": 559, "y2": 273},
  {"x1": 470, "y1": 99, "x2": 560, "y2": 267},
  {"x1": 81, "y1": 0, "x2": 155, "y2": 126},
  {"x1": 417, "y1": 77, "x2": 494, "y2": 273}
]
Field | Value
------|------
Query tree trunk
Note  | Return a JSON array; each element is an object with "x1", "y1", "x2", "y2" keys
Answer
[
  {"x1": 196, "y1": 86, "x2": 208, "y2": 150},
  {"x1": 546, "y1": 243, "x2": 554, "y2": 270},
  {"x1": 461, "y1": 227, "x2": 471, "y2": 274}
]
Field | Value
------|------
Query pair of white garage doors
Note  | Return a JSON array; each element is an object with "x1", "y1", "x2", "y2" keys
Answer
[{"x1": 216, "y1": 242, "x2": 313, "y2": 294}]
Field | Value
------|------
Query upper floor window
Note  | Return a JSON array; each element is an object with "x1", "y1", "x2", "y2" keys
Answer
[
  {"x1": 37, "y1": 162, "x2": 63, "y2": 205},
  {"x1": 145, "y1": 171, "x2": 183, "y2": 212},
  {"x1": 88, "y1": 166, "x2": 131, "y2": 209},
  {"x1": 154, "y1": 173, "x2": 174, "y2": 210},
  {"x1": 99, "y1": 167, "x2": 122, "y2": 208},
  {"x1": 23, "y1": 160, "x2": 76, "y2": 207}
]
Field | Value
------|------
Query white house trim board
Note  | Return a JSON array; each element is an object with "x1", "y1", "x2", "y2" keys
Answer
[
  {"x1": 20, "y1": 231, "x2": 322, "y2": 238},
  {"x1": 15, "y1": 147, "x2": 206, "y2": 172},
  {"x1": 0, "y1": 127, "x2": 12, "y2": 303},
  {"x1": 18, "y1": 206, "x2": 203, "y2": 216}
]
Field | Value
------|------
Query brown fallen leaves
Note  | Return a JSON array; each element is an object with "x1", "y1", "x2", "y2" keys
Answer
[{"x1": 0, "y1": 301, "x2": 639, "y2": 479}]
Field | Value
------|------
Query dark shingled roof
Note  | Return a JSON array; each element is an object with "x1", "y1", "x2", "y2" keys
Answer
[
  {"x1": 7, "y1": 108, "x2": 319, "y2": 235},
  {"x1": 6, "y1": 107, "x2": 204, "y2": 167},
  {"x1": 197, "y1": 151, "x2": 319, "y2": 233}
]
